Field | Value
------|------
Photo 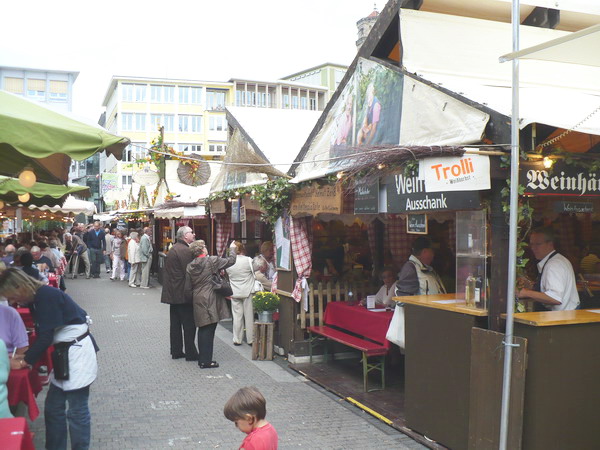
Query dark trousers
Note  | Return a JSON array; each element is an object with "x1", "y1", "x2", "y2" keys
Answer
[
  {"x1": 170, "y1": 304, "x2": 197, "y2": 357},
  {"x1": 197, "y1": 322, "x2": 218, "y2": 364},
  {"x1": 89, "y1": 249, "x2": 103, "y2": 277}
]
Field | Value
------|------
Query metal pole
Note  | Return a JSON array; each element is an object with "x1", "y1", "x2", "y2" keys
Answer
[{"x1": 499, "y1": 1, "x2": 520, "y2": 448}]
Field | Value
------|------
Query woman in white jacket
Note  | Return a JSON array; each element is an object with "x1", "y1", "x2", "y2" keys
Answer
[
  {"x1": 226, "y1": 241, "x2": 255, "y2": 345},
  {"x1": 127, "y1": 231, "x2": 141, "y2": 288}
]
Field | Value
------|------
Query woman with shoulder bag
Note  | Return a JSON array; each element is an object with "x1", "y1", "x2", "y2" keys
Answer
[
  {"x1": 226, "y1": 241, "x2": 257, "y2": 346},
  {"x1": 184, "y1": 240, "x2": 237, "y2": 369},
  {"x1": 2, "y1": 268, "x2": 98, "y2": 449}
]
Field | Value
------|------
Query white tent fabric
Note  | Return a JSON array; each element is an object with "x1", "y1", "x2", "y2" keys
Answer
[
  {"x1": 29, "y1": 195, "x2": 97, "y2": 215},
  {"x1": 153, "y1": 205, "x2": 206, "y2": 219}
]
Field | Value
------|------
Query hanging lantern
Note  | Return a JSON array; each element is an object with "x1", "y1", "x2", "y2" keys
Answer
[
  {"x1": 0, "y1": 200, "x2": 4, "y2": 210},
  {"x1": 18, "y1": 193, "x2": 30, "y2": 203},
  {"x1": 18, "y1": 168, "x2": 36, "y2": 188}
]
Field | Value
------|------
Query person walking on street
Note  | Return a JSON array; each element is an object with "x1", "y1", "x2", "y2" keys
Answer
[
  {"x1": 110, "y1": 230, "x2": 126, "y2": 281},
  {"x1": 161, "y1": 226, "x2": 198, "y2": 360},
  {"x1": 83, "y1": 221, "x2": 105, "y2": 279},
  {"x1": 127, "y1": 232, "x2": 141, "y2": 287},
  {"x1": 104, "y1": 227, "x2": 113, "y2": 274},
  {"x1": 227, "y1": 241, "x2": 256, "y2": 346},
  {"x1": 139, "y1": 227, "x2": 153, "y2": 288},
  {"x1": 184, "y1": 240, "x2": 236, "y2": 369}
]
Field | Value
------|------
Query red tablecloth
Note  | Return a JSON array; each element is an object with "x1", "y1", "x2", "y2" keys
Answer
[
  {"x1": 0, "y1": 417, "x2": 35, "y2": 450},
  {"x1": 28, "y1": 332, "x2": 54, "y2": 374},
  {"x1": 47, "y1": 273, "x2": 58, "y2": 288},
  {"x1": 323, "y1": 302, "x2": 394, "y2": 349},
  {"x1": 7, "y1": 369, "x2": 42, "y2": 421},
  {"x1": 16, "y1": 308, "x2": 33, "y2": 329}
]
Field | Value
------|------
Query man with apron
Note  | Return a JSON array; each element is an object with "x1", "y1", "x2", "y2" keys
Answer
[{"x1": 518, "y1": 227, "x2": 580, "y2": 311}]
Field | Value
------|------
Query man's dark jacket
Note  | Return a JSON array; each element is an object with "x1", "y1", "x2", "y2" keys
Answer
[
  {"x1": 161, "y1": 240, "x2": 194, "y2": 305},
  {"x1": 84, "y1": 229, "x2": 106, "y2": 250}
]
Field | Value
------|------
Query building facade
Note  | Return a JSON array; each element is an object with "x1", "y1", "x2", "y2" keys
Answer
[
  {"x1": 101, "y1": 76, "x2": 233, "y2": 193},
  {"x1": 0, "y1": 66, "x2": 78, "y2": 113},
  {"x1": 280, "y1": 63, "x2": 348, "y2": 98}
]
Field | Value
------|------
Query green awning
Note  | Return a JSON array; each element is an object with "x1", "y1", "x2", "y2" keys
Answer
[
  {"x1": 0, "y1": 91, "x2": 130, "y2": 183},
  {"x1": 0, "y1": 176, "x2": 89, "y2": 207}
]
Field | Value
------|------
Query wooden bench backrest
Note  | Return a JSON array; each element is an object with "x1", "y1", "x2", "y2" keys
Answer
[{"x1": 299, "y1": 280, "x2": 378, "y2": 330}]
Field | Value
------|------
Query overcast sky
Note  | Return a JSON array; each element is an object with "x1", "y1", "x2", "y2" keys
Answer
[{"x1": 2, "y1": 0, "x2": 378, "y2": 122}]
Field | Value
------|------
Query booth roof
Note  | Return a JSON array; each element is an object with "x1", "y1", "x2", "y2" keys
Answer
[
  {"x1": 28, "y1": 195, "x2": 97, "y2": 215},
  {"x1": 226, "y1": 106, "x2": 322, "y2": 174}
]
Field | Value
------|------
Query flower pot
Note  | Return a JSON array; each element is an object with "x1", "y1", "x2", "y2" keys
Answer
[{"x1": 257, "y1": 311, "x2": 274, "y2": 323}]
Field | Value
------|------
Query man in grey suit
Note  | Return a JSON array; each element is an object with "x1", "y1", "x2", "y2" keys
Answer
[{"x1": 139, "y1": 227, "x2": 154, "y2": 289}]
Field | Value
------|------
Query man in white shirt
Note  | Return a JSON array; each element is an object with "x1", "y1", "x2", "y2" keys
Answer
[{"x1": 518, "y1": 227, "x2": 579, "y2": 311}]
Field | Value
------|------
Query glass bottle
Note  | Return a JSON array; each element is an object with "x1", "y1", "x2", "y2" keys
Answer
[{"x1": 465, "y1": 273, "x2": 476, "y2": 307}]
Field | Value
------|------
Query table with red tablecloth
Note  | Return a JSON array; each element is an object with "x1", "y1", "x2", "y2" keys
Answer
[
  {"x1": 0, "y1": 417, "x2": 35, "y2": 450},
  {"x1": 7, "y1": 369, "x2": 42, "y2": 421},
  {"x1": 47, "y1": 272, "x2": 58, "y2": 288},
  {"x1": 16, "y1": 308, "x2": 33, "y2": 329},
  {"x1": 16, "y1": 308, "x2": 53, "y2": 373},
  {"x1": 323, "y1": 301, "x2": 394, "y2": 349}
]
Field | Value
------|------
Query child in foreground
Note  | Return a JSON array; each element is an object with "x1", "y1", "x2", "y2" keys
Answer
[{"x1": 224, "y1": 386, "x2": 278, "y2": 450}]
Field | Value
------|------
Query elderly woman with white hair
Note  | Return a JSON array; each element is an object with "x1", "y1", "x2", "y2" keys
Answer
[{"x1": 1, "y1": 268, "x2": 98, "y2": 449}]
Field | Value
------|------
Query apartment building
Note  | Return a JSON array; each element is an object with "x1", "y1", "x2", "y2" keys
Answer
[
  {"x1": 101, "y1": 76, "x2": 232, "y2": 190},
  {"x1": 280, "y1": 62, "x2": 348, "y2": 98},
  {"x1": 0, "y1": 66, "x2": 78, "y2": 113},
  {"x1": 229, "y1": 77, "x2": 330, "y2": 111}
]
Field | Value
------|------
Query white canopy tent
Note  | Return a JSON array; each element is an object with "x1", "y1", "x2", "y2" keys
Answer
[{"x1": 29, "y1": 195, "x2": 97, "y2": 215}]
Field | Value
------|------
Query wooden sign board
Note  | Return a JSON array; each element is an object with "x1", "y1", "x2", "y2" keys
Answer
[
  {"x1": 210, "y1": 200, "x2": 226, "y2": 214},
  {"x1": 407, "y1": 213, "x2": 428, "y2": 234},
  {"x1": 290, "y1": 183, "x2": 342, "y2": 216}
]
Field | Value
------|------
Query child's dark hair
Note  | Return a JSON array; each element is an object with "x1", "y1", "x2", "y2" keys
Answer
[{"x1": 224, "y1": 387, "x2": 267, "y2": 422}]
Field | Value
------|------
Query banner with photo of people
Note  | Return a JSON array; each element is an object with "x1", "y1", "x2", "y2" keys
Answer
[{"x1": 293, "y1": 58, "x2": 403, "y2": 182}]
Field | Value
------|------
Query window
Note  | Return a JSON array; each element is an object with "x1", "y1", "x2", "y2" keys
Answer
[
  {"x1": 259, "y1": 92, "x2": 267, "y2": 107},
  {"x1": 150, "y1": 114, "x2": 174, "y2": 132},
  {"x1": 179, "y1": 115, "x2": 202, "y2": 132},
  {"x1": 179, "y1": 86, "x2": 202, "y2": 104},
  {"x1": 236, "y1": 90, "x2": 243, "y2": 106},
  {"x1": 4, "y1": 77, "x2": 24, "y2": 94},
  {"x1": 49, "y1": 80, "x2": 68, "y2": 102},
  {"x1": 301, "y1": 97, "x2": 307, "y2": 110},
  {"x1": 209, "y1": 144, "x2": 226, "y2": 152},
  {"x1": 151, "y1": 85, "x2": 175, "y2": 103},
  {"x1": 121, "y1": 84, "x2": 146, "y2": 102},
  {"x1": 135, "y1": 113, "x2": 146, "y2": 131},
  {"x1": 27, "y1": 79, "x2": 45, "y2": 99},
  {"x1": 291, "y1": 96, "x2": 299, "y2": 109},
  {"x1": 122, "y1": 142, "x2": 146, "y2": 162},
  {"x1": 178, "y1": 144, "x2": 202, "y2": 153},
  {"x1": 283, "y1": 94, "x2": 289, "y2": 108},
  {"x1": 121, "y1": 113, "x2": 134, "y2": 130},
  {"x1": 122, "y1": 175, "x2": 132, "y2": 185},
  {"x1": 209, "y1": 116, "x2": 226, "y2": 131},
  {"x1": 309, "y1": 97, "x2": 316, "y2": 110},
  {"x1": 206, "y1": 90, "x2": 226, "y2": 109}
]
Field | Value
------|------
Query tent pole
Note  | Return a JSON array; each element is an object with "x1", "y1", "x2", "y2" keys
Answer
[{"x1": 499, "y1": 1, "x2": 521, "y2": 448}]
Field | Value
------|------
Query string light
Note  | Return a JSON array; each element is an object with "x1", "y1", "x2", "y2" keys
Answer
[
  {"x1": 336, "y1": 171, "x2": 344, "y2": 180},
  {"x1": 0, "y1": 200, "x2": 4, "y2": 210},
  {"x1": 543, "y1": 157, "x2": 554, "y2": 169},
  {"x1": 18, "y1": 167, "x2": 36, "y2": 188},
  {"x1": 377, "y1": 163, "x2": 386, "y2": 170}
]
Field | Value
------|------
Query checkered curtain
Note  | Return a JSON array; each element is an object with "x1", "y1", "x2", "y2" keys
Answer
[
  {"x1": 581, "y1": 213, "x2": 592, "y2": 243},
  {"x1": 215, "y1": 214, "x2": 232, "y2": 257},
  {"x1": 367, "y1": 220, "x2": 378, "y2": 270},
  {"x1": 290, "y1": 216, "x2": 313, "y2": 303},
  {"x1": 557, "y1": 213, "x2": 576, "y2": 253},
  {"x1": 386, "y1": 215, "x2": 415, "y2": 267}
]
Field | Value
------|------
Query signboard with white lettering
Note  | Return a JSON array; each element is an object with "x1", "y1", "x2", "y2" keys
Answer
[
  {"x1": 231, "y1": 199, "x2": 240, "y2": 223},
  {"x1": 553, "y1": 201, "x2": 594, "y2": 213},
  {"x1": 385, "y1": 173, "x2": 480, "y2": 213},
  {"x1": 354, "y1": 180, "x2": 379, "y2": 214},
  {"x1": 520, "y1": 161, "x2": 600, "y2": 196},
  {"x1": 419, "y1": 154, "x2": 490, "y2": 192},
  {"x1": 407, "y1": 214, "x2": 428, "y2": 234}
]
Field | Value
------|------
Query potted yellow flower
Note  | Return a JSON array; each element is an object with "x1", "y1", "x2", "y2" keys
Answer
[{"x1": 252, "y1": 291, "x2": 280, "y2": 323}]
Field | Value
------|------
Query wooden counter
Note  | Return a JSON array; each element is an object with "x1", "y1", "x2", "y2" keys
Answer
[
  {"x1": 512, "y1": 309, "x2": 600, "y2": 449},
  {"x1": 393, "y1": 293, "x2": 488, "y2": 317},
  {"x1": 511, "y1": 308, "x2": 600, "y2": 326},
  {"x1": 396, "y1": 293, "x2": 488, "y2": 450}
]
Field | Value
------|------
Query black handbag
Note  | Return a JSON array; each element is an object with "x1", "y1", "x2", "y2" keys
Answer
[{"x1": 211, "y1": 271, "x2": 233, "y2": 297}]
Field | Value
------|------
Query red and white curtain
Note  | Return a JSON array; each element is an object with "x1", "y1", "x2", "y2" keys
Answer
[
  {"x1": 290, "y1": 216, "x2": 313, "y2": 308},
  {"x1": 386, "y1": 215, "x2": 415, "y2": 268},
  {"x1": 215, "y1": 214, "x2": 232, "y2": 257}
]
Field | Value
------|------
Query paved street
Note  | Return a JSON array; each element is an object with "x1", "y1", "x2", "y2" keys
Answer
[{"x1": 29, "y1": 275, "x2": 425, "y2": 449}]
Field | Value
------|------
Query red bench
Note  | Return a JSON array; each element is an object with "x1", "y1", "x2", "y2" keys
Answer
[{"x1": 308, "y1": 325, "x2": 388, "y2": 392}]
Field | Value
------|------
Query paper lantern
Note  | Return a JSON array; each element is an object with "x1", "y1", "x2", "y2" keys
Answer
[
  {"x1": 18, "y1": 168, "x2": 36, "y2": 188},
  {"x1": 18, "y1": 193, "x2": 30, "y2": 203}
]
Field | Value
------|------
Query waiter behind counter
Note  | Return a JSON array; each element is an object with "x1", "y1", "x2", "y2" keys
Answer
[{"x1": 518, "y1": 227, "x2": 580, "y2": 311}]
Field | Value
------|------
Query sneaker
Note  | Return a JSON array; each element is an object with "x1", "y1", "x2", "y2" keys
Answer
[
  {"x1": 109, "y1": 277, "x2": 115, "y2": 281},
  {"x1": 86, "y1": 276, "x2": 90, "y2": 279},
  {"x1": 106, "y1": 269, "x2": 111, "y2": 273},
  {"x1": 139, "y1": 286, "x2": 150, "y2": 289},
  {"x1": 128, "y1": 284, "x2": 137, "y2": 288}
]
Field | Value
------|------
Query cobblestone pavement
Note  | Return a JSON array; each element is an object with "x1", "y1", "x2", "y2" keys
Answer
[{"x1": 29, "y1": 276, "x2": 425, "y2": 449}]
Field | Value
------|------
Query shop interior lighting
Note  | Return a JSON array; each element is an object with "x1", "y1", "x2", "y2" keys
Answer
[
  {"x1": 543, "y1": 157, "x2": 554, "y2": 168},
  {"x1": 18, "y1": 167, "x2": 36, "y2": 188}
]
